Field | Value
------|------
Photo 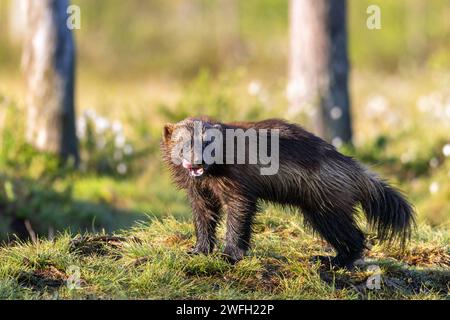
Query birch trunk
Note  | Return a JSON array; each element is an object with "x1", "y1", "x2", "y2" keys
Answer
[
  {"x1": 22, "y1": 0, "x2": 78, "y2": 163},
  {"x1": 288, "y1": 0, "x2": 352, "y2": 145}
]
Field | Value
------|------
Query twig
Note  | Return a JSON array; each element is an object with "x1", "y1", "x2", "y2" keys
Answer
[{"x1": 24, "y1": 219, "x2": 37, "y2": 244}]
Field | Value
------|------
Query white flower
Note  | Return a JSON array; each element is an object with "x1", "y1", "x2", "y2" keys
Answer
[
  {"x1": 112, "y1": 121, "x2": 123, "y2": 134},
  {"x1": 417, "y1": 92, "x2": 447, "y2": 118},
  {"x1": 401, "y1": 151, "x2": 416, "y2": 164},
  {"x1": 248, "y1": 80, "x2": 262, "y2": 96},
  {"x1": 115, "y1": 134, "x2": 126, "y2": 148},
  {"x1": 366, "y1": 95, "x2": 388, "y2": 117},
  {"x1": 429, "y1": 182, "x2": 439, "y2": 194},
  {"x1": 385, "y1": 112, "x2": 399, "y2": 126},
  {"x1": 330, "y1": 107, "x2": 342, "y2": 120},
  {"x1": 429, "y1": 158, "x2": 439, "y2": 169},
  {"x1": 124, "y1": 144, "x2": 134, "y2": 155},
  {"x1": 83, "y1": 109, "x2": 96, "y2": 119},
  {"x1": 332, "y1": 137, "x2": 343, "y2": 148},
  {"x1": 417, "y1": 95, "x2": 431, "y2": 113},
  {"x1": 76, "y1": 117, "x2": 87, "y2": 138},
  {"x1": 95, "y1": 117, "x2": 110, "y2": 134},
  {"x1": 442, "y1": 144, "x2": 450, "y2": 157},
  {"x1": 445, "y1": 104, "x2": 450, "y2": 118},
  {"x1": 117, "y1": 163, "x2": 127, "y2": 175}
]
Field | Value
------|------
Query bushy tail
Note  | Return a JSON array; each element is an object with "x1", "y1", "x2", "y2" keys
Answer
[{"x1": 361, "y1": 175, "x2": 415, "y2": 247}]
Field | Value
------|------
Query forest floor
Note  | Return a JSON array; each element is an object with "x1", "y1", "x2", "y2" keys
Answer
[
  {"x1": 0, "y1": 70, "x2": 449, "y2": 299},
  {"x1": 0, "y1": 208, "x2": 448, "y2": 300}
]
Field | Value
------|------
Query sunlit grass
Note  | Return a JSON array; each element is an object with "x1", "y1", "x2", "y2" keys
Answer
[
  {"x1": 0, "y1": 211, "x2": 448, "y2": 300},
  {"x1": 0, "y1": 67, "x2": 449, "y2": 299}
]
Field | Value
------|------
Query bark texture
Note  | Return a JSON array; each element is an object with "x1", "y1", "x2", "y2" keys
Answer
[
  {"x1": 288, "y1": 0, "x2": 352, "y2": 144},
  {"x1": 22, "y1": 0, "x2": 78, "y2": 162}
]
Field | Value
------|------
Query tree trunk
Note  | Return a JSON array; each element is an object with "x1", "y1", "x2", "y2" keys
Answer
[
  {"x1": 22, "y1": 0, "x2": 78, "y2": 163},
  {"x1": 288, "y1": 0, "x2": 352, "y2": 145}
]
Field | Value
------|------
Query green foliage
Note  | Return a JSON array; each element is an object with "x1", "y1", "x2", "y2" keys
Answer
[
  {"x1": 0, "y1": 213, "x2": 448, "y2": 300},
  {"x1": 0, "y1": 72, "x2": 449, "y2": 299},
  {"x1": 0, "y1": 0, "x2": 448, "y2": 300},
  {"x1": 1, "y1": 0, "x2": 449, "y2": 298},
  {"x1": 0, "y1": 96, "x2": 148, "y2": 240},
  {"x1": 77, "y1": 109, "x2": 145, "y2": 178},
  {"x1": 1, "y1": 64, "x2": 450, "y2": 239},
  {"x1": 4, "y1": 0, "x2": 450, "y2": 76},
  {"x1": 0, "y1": 173, "x2": 144, "y2": 242},
  {"x1": 158, "y1": 70, "x2": 269, "y2": 122},
  {"x1": 350, "y1": 0, "x2": 450, "y2": 71}
]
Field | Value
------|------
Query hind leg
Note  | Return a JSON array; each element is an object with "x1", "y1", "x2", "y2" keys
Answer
[{"x1": 303, "y1": 206, "x2": 365, "y2": 269}]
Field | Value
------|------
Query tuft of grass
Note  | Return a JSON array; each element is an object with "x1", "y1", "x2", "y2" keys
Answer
[{"x1": 0, "y1": 210, "x2": 448, "y2": 300}]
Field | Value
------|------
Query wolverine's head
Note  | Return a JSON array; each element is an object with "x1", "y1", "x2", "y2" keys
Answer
[{"x1": 162, "y1": 117, "x2": 222, "y2": 178}]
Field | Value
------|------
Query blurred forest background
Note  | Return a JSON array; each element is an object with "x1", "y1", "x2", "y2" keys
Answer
[{"x1": 0, "y1": 0, "x2": 449, "y2": 241}]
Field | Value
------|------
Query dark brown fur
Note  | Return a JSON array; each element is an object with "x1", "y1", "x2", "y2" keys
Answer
[{"x1": 161, "y1": 117, "x2": 415, "y2": 268}]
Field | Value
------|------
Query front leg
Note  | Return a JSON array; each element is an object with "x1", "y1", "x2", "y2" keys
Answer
[
  {"x1": 223, "y1": 195, "x2": 257, "y2": 264},
  {"x1": 187, "y1": 187, "x2": 222, "y2": 255}
]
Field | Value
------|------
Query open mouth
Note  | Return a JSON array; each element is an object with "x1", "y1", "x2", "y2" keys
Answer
[{"x1": 182, "y1": 159, "x2": 204, "y2": 177}]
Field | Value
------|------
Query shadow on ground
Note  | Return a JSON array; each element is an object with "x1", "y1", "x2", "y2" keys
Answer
[
  {"x1": 0, "y1": 174, "x2": 145, "y2": 243},
  {"x1": 318, "y1": 258, "x2": 450, "y2": 298}
]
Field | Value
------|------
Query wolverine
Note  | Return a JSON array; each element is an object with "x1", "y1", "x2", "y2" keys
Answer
[{"x1": 161, "y1": 117, "x2": 414, "y2": 268}]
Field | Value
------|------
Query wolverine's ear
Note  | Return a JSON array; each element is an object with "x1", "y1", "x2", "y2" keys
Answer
[
  {"x1": 204, "y1": 123, "x2": 222, "y2": 132},
  {"x1": 163, "y1": 123, "x2": 175, "y2": 143}
]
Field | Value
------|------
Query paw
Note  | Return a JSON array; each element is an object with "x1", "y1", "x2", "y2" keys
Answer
[
  {"x1": 311, "y1": 253, "x2": 361, "y2": 270},
  {"x1": 222, "y1": 247, "x2": 245, "y2": 264},
  {"x1": 330, "y1": 255, "x2": 358, "y2": 270},
  {"x1": 187, "y1": 244, "x2": 212, "y2": 256}
]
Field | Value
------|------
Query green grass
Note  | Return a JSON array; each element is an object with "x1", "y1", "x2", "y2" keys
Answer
[
  {"x1": 0, "y1": 58, "x2": 449, "y2": 300},
  {"x1": 0, "y1": 209, "x2": 448, "y2": 300},
  {"x1": 1, "y1": 0, "x2": 449, "y2": 300}
]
